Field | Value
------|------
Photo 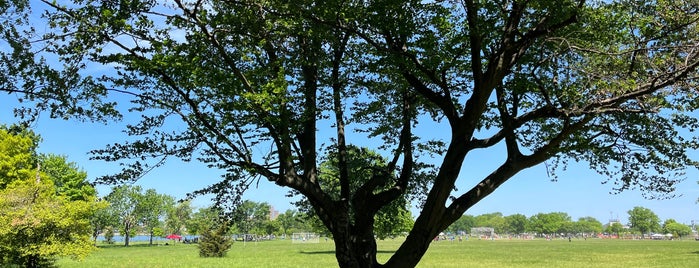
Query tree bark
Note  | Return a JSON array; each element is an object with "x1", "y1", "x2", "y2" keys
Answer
[{"x1": 333, "y1": 225, "x2": 380, "y2": 268}]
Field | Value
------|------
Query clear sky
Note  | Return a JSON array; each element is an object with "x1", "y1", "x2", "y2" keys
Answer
[{"x1": 2, "y1": 93, "x2": 698, "y2": 227}]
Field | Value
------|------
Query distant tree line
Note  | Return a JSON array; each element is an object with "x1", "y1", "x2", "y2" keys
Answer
[{"x1": 445, "y1": 208, "x2": 694, "y2": 239}]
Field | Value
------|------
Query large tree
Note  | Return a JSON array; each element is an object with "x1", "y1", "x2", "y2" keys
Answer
[
  {"x1": 627, "y1": 206, "x2": 661, "y2": 237},
  {"x1": 527, "y1": 212, "x2": 572, "y2": 236},
  {"x1": 3, "y1": 0, "x2": 699, "y2": 267}
]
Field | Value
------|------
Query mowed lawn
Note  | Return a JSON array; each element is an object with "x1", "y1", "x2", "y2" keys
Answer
[{"x1": 57, "y1": 238, "x2": 699, "y2": 267}]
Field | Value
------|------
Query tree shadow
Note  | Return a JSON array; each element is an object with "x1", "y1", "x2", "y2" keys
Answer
[
  {"x1": 300, "y1": 250, "x2": 396, "y2": 255},
  {"x1": 690, "y1": 251, "x2": 699, "y2": 255}
]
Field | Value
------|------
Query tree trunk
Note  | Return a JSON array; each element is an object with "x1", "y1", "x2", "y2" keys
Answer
[
  {"x1": 149, "y1": 230, "x2": 154, "y2": 245},
  {"x1": 383, "y1": 226, "x2": 434, "y2": 267},
  {"x1": 124, "y1": 223, "x2": 131, "y2": 247},
  {"x1": 333, "y1": 229, "x2": 380, "y2": 268}
]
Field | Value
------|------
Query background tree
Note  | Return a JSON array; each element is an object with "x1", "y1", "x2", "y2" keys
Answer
[
  {"x1": 0, "y1": 127, "x2": 96, "y2": 267},
  {"x1": 295, "y1": 146, "x2": 415, "y2": 240},
  {"x1": 527, "y1": 212, "x2": 572, "y2": 236},
  {"x1": 504, "y1": 214, "x2": 529, "y2": 235},
  {"x1": 662, "y1": 219, "x2": 693, "y2": 239},
  {"x1": 165, "y1": 201, "x2": 193, "y2": 235},
  {"x1": 445, "y1": 215, "x2": 476, "y2": 235},
  {"x1": 574, "y1": 217, "x2": 603, "y2": 236},
  {"x1": 606, "y1": 222, "x2": 625, "y2": 238},
  {"x1": 627, "y1": 206, "x2": 660, "y2": 238},
  {"x1": 474, "y1": 213, "x2": 507, "y2": 234},
  {"x1": 4, "y1": 1, "x2": 699, "y2": 267},
  {"x1": 138, "y1": 189, "x2": 174, "y2": 245},
  {"x1": 275, "y1": 210, "x2": 310, "y2": 237},
  {"x1": 105, "y1": 185, "x2": 142, "y2": 247},
  {"x1": 186, "y1": 206, "x2": 222, "y2": 236},
  {"x1": 89, "y1": 199, "x2": 113, "y2": 245},
  {"x1": 232, "y1": 200, "x2": 271, "y2": 235},
  {"x1": 38, "y1": 154, "x2": 96, "y2": 201}
]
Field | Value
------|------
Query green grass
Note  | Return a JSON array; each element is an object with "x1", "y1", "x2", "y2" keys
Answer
[{"x1": 57, "y1": 238, "x2": 699, "y2": 267}]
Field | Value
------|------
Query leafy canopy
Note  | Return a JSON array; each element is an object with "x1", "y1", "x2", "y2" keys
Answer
[{"x1": 3, "y1": 0, "x2": 699, "y2": 267}]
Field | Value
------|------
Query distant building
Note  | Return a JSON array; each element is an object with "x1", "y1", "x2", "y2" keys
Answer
[{"x1": 269, "y1": 206, "x2": 279, "y2": 220}]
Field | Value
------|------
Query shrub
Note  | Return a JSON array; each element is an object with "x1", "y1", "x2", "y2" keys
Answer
[{"x1": 198, "y1": 223, "x2": 232, "y2": 257}]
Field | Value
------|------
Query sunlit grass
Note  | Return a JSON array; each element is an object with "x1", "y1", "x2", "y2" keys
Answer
[{"x1": 57, "y1": 238, "x2": 699, "y2": 267}]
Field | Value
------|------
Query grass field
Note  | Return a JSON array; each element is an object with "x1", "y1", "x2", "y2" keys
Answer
[{"x1": 57, "y1": 238, "x2": 699, "y2": 267}]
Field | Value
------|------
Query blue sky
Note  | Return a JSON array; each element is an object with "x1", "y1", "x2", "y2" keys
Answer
[{"x1": 2, "y1": 93, "x2": 698, "y2": 227}]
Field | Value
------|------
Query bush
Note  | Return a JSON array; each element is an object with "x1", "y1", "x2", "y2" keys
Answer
[{"x1": 198, "y1": 223, "x2": 232, "y2": 258}]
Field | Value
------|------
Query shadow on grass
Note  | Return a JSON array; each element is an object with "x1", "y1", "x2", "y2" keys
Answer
[
  {"x1": 300, "y1": 250, "x2": 396, "y2": 255},
  {"x1": 691, "y1": 251, "x2": 699, "y2": 255}
]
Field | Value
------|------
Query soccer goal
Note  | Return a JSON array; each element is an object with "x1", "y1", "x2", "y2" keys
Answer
[
  {"x1": 291, "y1": 232, "x2": 320, "y2": 243},
  {"x1": 470, "y1": 227, "x2": 495, "y2": 239}
]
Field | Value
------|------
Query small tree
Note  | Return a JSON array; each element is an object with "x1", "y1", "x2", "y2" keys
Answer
[
  {"x1": 104, "y1": 227, "x2": 115, "y2": 244},
  {"x1": 198, "y1": 222, "x2": 232, "y2": 258}
]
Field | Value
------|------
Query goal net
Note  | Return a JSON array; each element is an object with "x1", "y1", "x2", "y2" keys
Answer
[
  {"x1": 291, "y1": 232, "x2": 320, "y2": 244},
  {"x1": 471, "y1": 227, "x2": 495, "y2": 238}
]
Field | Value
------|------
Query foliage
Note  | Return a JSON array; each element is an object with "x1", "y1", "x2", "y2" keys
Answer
[
  {"x1": 104, "y1": 185, "x2": 142, "y2": 247},
  {"x1": 504, "y1": 214, "x2": 529, "y2": 235},
  {"x1": 275, "y1": 210, "x2": 314, "y2": 236},
  {"x1": 662, "y1": 219, "x2": 693, "y2": 238},
  {"x1": 165, "y1": 200, "x2": 192, "y2": 235},
  {"x1": 445, "y1": 215, "x2": 476, "y2": 235},
  {"x1": 574, "y1": 217, "x2": 604, "y2": 235},
  {"x1": 186, "y1": 207, "x2": 222, "y2": 236},
  {"x1": 606, "y1": 222, "x2": 626, "y2": 237},
  {"x1": 38, "y1": 154, "x2": 96, "y2": 201},
  {"x1": 295, "y1": 146, "x2": 415, "y2": 239},
  {"x1": 527, "y1": 212, "x2": 572, "y2": 235},
  {"x1": 232, "y1": 200, "x2": 272, "y2": 234},
  {"x1": 0, "y1": 127, "x2": 97, "y2": 267},
  {"x1": 103, "y1": 227, "x2": 115, "y2": 244},
  {"x1": 88, "y1": 200, "x2": 112, "y2": 245},
  {"x1": 627, "y1": 206, "x2": 661, "y2": 236},
  {"x1": 137, "y1": 189, "x2": 174, "y2": 245},
  {"x1": 5, "y1": 0, "x2": 699, "y2": 267},
  {"x1": 198, "y1": 222, "x2": 232, "y2": 258}
]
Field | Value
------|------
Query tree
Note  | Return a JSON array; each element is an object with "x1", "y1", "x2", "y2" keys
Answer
[
  {"x1": 186, "y1": 207, "x2": 222, "y2": 236},
  {"x1": 275, "y1": 210, "x2": 312, "y2": 236},
  {"x1": 89, "y1": 199, "x2": 113, "y2": 245},
  {"x1": 0, "y1": 128, "x2": 96, "y2": 267},
  {"x1": 105, "y1": 185, "x2": 142, "y2": 247},
  {"x1": 528, "y1": 212, "x2": 572, "y2": 236},
  {"x1": 446, "y1": 215, "x2": 476, "y2": 235},
  {"x1": 165, "y1": 200, "x2": 193, "y2": 235},
  {"x1": 38, "y1": 154, "x2": 96, "y2": 201},
  {"x1": 474, "y1": 213, "x2": 507, "y2": 234},
  {"x1": 4, "y1": 1, "x2": 699, "y2": 267},
  {"x1": 295, "y1": 146, "x2": 415, "y2": 240},
  {"x1": 662, "y1": 219, "x2": 693, "y2": 239},
  {"x1": 606, "y1": 222, "x2": 625, "y2": 237},
  {"x1": 504, "y1": 214, "x2": 528, "y2": 235},
  {"x1": 232, "y1": 200, "x2": 272, "y2": 235},
  {"x1": 574, "y1": 217, "x2": 603, "y2": 236},
  {"x1": 628, "y1": 206, "x2": 661, "y2": 238},
  {"x1": 198, "y1": 221, "x2": 233, "y2": 258},
  {"x1": 138, "y1": 189, "x2": 174, "y2": 245}
]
